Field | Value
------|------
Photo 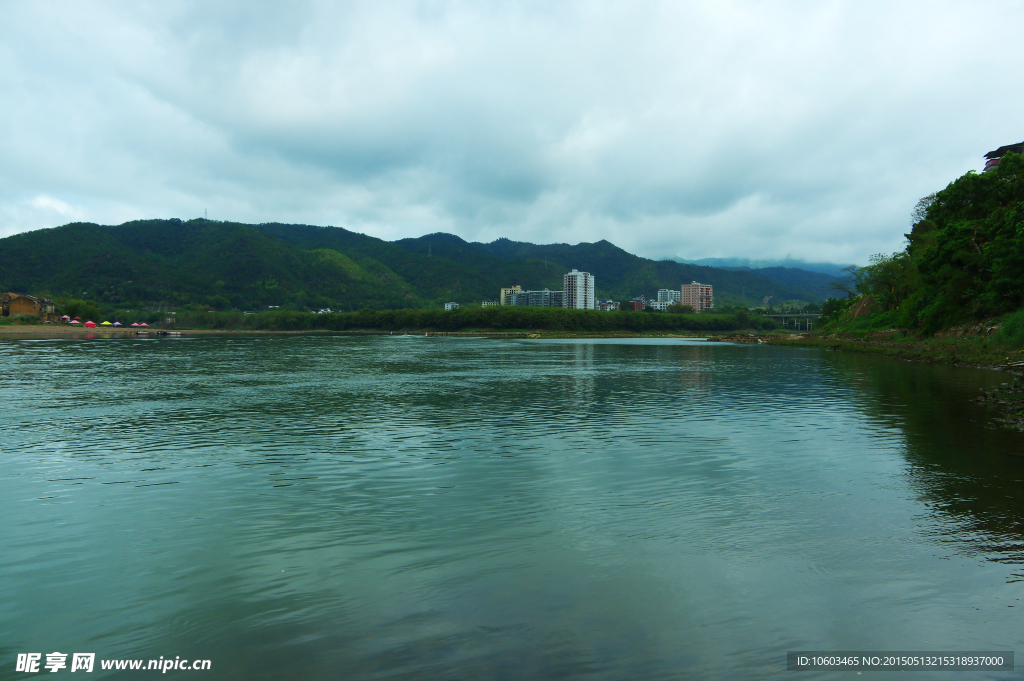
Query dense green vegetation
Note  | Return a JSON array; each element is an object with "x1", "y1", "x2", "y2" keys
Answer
[
  {"x1": 822, "y1": 153, "x2": 1024, "y2": 335},
  {"x1": 163, "y1": 306, "x2": 775, "y2": 333},
  {"x1": 0, "y1": 219, "x2": 828, "y2": 315}
]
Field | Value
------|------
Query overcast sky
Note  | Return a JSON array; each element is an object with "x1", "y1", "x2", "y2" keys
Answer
[{"x1": 1, "y1": 1, "x2": 1022, "y2": 265}]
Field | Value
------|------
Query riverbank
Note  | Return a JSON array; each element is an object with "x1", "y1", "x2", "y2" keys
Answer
[
  {"x1": 767, "y1": 333, "x2": 1024, "y2": 371},
  {"x1": 0, "y1": 324, "x2": 725, "y2": 339}
]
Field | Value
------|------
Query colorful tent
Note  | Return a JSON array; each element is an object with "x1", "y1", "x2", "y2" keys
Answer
[
  {"x1": 140, "y1": 323, "x2": 149, "y2": 327},
  {"x1": 73, "y1": 316, "x2": 81, "y2": 321},
  {"x1": 113, "y1": 322, "x2": 122, "y2": 327},
  {"x1": 100, "y1": 321, "x2": 113, "y2": 326},
  {"x1": 83, "y1": 321, "x2": 96, "y2": 328},
  {"x1": 130, "y1": 322, "x2": 140, "y2": 327},
  {"x1": 69, "y1": 320, "x2": 80, "y2": 325},
  {"x1": 60, "y1": 315, "x2": 70, "y2": 321}
]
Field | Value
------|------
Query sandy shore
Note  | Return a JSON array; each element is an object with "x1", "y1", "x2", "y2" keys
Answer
[{"x1": 0, "y1": 325, "x2": 331, "y2": 337}]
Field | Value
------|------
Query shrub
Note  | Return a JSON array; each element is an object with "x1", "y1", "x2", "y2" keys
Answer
[{"x1": 997, "y1": 308, "x2": 1024, "y2": 347}]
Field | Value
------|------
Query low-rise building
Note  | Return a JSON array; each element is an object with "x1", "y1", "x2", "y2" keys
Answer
[
  {"x1": 984, "y1": 141, "x2": 1024, "y2": 172},
  {"x1": 481, "y1": 300, "x2": 499, "y2": 308},
  {"x1": 2, "y1": 292, "x2": 56, "y2": 320},
  {"x1": 444, "y1": 302, "x2": 460, "y2": 311},
  {"x1": 680, "y1": 281, "x2": 713, "y2": 312},
  {"x1": 649, "y1": 300, "x2": 672, "y2": 311},
  {"x1": 597, "y1": 300, "x2": 619, "y2": 312}
]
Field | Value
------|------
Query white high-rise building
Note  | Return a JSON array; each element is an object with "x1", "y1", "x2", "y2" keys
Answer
[
  {"x1": 563, "y1": 269, "x2": 595, "y2": 310},
  {"x1": 657, "y1": 289, "x2": 681, "y2": 303}
]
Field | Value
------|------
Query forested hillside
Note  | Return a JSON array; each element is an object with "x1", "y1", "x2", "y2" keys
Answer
[
  {"x1": 0, "y1": 219, "x2": 824, "y2": 312},
  {"x1": 826, "y1": 152, "x2": 1024, "y2": 332},
  {"x1": 395, "y1": 234, "x2": 817, "y2": 305}
]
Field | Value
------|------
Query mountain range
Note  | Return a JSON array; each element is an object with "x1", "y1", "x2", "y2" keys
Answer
[
  {"x1": 0, "y1": 219, "x2": 840, "y2": 311},
  {"x1": 673, "y1": 257, "x2": 854, "y2": 278}
]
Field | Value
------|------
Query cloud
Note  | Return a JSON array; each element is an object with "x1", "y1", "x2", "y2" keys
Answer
[{"x1": 1, "y1": 0, "x2": 1023, "y2": 263}]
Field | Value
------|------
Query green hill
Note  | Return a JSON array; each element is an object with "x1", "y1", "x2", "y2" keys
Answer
[
  {"x1": 821, "y1": 151, "x2": 1024, "y2": 334},
  {"x1": 0, "y1": 219, "x2": 825, "y2": 312},
  {"x1": 395, "y1": 233, "x2": 818, "y2": 305}
]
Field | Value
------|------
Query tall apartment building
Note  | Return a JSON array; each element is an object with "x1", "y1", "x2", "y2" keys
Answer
[
  {"x1": 680, "y1": 281, "x2": 713, "y2": 313},
  {"x1": 563, "y1": 269, "x2": 595, "y2": 310},
  {"x1": 499, "y1": 286, "x2": 522, "y2": 306},
  {"x1": 657, "y1": 289, "x2": 681, "y2": 303}
]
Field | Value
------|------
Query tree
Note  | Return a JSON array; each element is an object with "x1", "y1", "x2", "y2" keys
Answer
[
  {"x1": 910, "y1": 193, "x2": 937, "y2": 226},
  {"x1": 829, "y1": 265, "x2": 867, "y2": 300},
  {"x1": 59, "y1": 298, "x2": 101, "y2": 321},
  {"x1": 860, "y1": 252, "x2": 913, "y2": 311},
  {"x1": 666, "y1": 303, "x2": 695, "y2": 314},
  {"x1": 820, "y1": 297, "x2": 854, "y2": 324}
]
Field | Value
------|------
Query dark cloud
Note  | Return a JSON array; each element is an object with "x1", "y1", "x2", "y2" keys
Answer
[{"x1": 2, "y1": 1, "x2": 1023, "y2": 264}]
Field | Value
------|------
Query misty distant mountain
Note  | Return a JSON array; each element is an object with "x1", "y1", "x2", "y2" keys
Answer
[{"x1": 673, "y1": 257, "x2": 854, "y2": 278}]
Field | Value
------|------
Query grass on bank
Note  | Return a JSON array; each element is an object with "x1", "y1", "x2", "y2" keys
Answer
[
  {"x1": 771, "y1": 334, "x2": 1024, "y2": 367},
  {"x1": 772, "y1": 306, "x2": 1024, "y2": 368}
]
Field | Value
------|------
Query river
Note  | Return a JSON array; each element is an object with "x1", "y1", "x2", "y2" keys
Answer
[{"x1": 2, "y1": 335, "x2": 1021, "y2": 679}]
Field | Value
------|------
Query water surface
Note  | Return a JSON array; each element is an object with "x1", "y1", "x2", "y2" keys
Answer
[{"x1": 2, "y1": 335, "x2": 1022, "y2": 679}]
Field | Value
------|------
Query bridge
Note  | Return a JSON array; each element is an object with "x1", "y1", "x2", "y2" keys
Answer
[{"x1": 763, "y1": 313, "x2": 821, "y2": 332}]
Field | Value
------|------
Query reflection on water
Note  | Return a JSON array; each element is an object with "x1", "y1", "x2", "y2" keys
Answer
[
  {"x1": 825, "y1": 352, "x2": 1024, "y2": 579},
  {"x1": 1, "y1": 335, "x2": 1022, "y2": 680}
]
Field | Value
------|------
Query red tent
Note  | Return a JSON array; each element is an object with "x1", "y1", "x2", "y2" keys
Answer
[{"x1": 84, "y1": 321, "x2": 96, "y2": 328}]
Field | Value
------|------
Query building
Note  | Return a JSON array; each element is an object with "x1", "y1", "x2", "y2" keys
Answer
[
  {"x1": 984, "y1": 141, "x2": 1024, "y2": 172},
  {"x1": 509, "y1": 289, "x2": 564, "y2": 308},
  {"x1": 563, "y1": 269, "x2": 595, "y2": 310},
  {"x1": 680, "y1": 281, "x2": 713, "y2": 312},
  {"x1": 626, "y1": 296, "x2": 647, "y2": 311},
  {"x1": 1, "y1": 292, "x2": 56, "y2": 320},
  {"x1": 499, "y1": 286, "x2": 522, "y2": 306},
  {"x1": 597, "y1": 300, "x2": 620, "y2": 312},
  {"x1": 444, "y1": 302, "x2": 460, "y2": 311},
  {"x1": 657, "y1": 289, "x2": 681, "y2": 303},
  {"x1": 649, "y1": 300, "x2": 672, "y2": 311},
  {"x1": 527, "y1": 289, "x2": 562, "y2": 307},
  {"x1": 481, "y1": 300, "x2": 499, "y2": 308}
]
